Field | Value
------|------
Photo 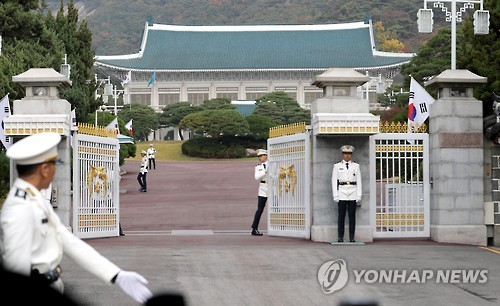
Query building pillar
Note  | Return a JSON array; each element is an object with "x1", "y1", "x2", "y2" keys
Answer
[
  {"x1": 309, "y1": 68, "x2": 379, "y2": 243},
  {"x1": 5, "y1": 68, "x2": 72, "y2": 227},
  {"x1": 425, "y1": 69, "x2": 488, "y2": 245}
]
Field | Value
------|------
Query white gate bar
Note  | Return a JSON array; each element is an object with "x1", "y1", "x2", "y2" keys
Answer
[
  {"x1": 72, "y1": 132, "x2": 120, "y2": 239},
  {"x1": 267, "y1": 131, "x2": 311, "y2": 238},
  {"x1": 370, "y1": 133, "x2": 430, "y2": 238}
]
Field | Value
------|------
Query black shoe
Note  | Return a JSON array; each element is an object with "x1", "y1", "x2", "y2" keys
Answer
[
  {"x1": 120, "y1": 231, "x2": 125, "y2": 236},
  {"x1": 337, "y1": 239, "x2": 344, "y2": 243},
  {"x1": 140, "y1": 189, "x2": 147, "y2": 192},
  {"x1": 350, "y1": 240, "x2": 356, "y2": 243},
  {"x1": 251, "y1": 229, "x2": 263, "y2": 236}
]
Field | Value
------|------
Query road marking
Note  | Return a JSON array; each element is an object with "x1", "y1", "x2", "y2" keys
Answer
[
  {"x1": 171, "y1": 230, "x2": 214, "y2": 236},
  {"x1": 479, "y1": 246, "x2": 500, "y2": 255},
  {"x1": 121, "y1": 229, "x2": 266, "y2": 236}
]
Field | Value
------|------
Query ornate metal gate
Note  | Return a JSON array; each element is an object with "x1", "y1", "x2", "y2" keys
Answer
[
  {"x1": 267, "y1": 123, "x2": 311, "y2": 238},
  {"x1": 72, "y1": 124, "x2": 120, "y2": 239},
  {"x1": 369, "y1": 123, "x2": 430, "y2": 238}
]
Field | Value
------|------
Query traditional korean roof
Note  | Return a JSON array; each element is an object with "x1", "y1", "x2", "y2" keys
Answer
[{"x1": 94, "y1": 20, "x2": 414, "y2": 72}]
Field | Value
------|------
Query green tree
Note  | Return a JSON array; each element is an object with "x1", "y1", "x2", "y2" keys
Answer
[
  {"x1": 200, "y1": 97, "x2": 235, "y2": 110},
  {"x1": 158, "y1": 102, "x2": 202, "y2": 140},
  {"x1": 52, "y1": 0, "x2": 98, "y2": 121},
  {"x1": 118, "y1": 104, "x2": 159, "y2": 141},
  {"x1": 0, "y1": 0, "x2": 65, "y2": 100},
  {"x1": 253, "y1": 91, "x2": 311, "y2": 126},
  {"x1": 179, "y1": 109, "x2": 250, "y2": 138},
  {"x1": 246, "y1": 114, "x2": 274, "y2": 140}
]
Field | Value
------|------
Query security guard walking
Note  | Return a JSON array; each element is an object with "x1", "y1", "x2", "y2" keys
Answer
[
  {"x1": 0, "y1": 132, "x2": 152, "y2": 303},
  {"x1": 332, "y1": 145, "x2": 362, "y2": 242},
  {"x1": 138, "y1": 150, "x2": 148, "y2": 192}
]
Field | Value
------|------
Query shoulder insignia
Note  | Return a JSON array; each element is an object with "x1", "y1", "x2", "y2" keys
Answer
[
  {"x1": 26, "y1": 187, "x2": 37, "y2": 197},
  {"x1": 14, "y1": 189, "x2": 27, "y2": 199}
]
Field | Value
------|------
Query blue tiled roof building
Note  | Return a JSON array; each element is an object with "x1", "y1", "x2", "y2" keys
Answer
[{"x1": 95, "y1": 20, "x2": 413, "y2": 111}]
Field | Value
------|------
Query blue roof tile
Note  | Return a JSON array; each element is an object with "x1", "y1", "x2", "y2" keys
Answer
[{"x1": 95, "y1": 21, "x2": 413, "y2": 71}]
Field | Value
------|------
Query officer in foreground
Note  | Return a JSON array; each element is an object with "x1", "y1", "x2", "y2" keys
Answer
[
  {"x1": 0, "y1": 132, "x2": 153, "y2": 303},
  {"x1": 332, "y1": 145, "x2": 362, "y2": 243}
]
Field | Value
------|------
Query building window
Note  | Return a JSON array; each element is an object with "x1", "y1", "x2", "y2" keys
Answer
[
  {"x1": 246, "y1": 92, "x2": 267, "y2": 100},
  {"x1": 130, "y1": 94, "x2": 151, "y2": 106},
  {"x1": 216, "y1": 92, "x2": 238, "y2": 100},
  {"x1": 188, "y1": 93, "x2": 209, "y2": 105},
  {"x1": 159, "y1": 94, "x2": 180, "y2": 107}
]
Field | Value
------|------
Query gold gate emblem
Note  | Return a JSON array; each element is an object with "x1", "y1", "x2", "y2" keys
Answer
[
  {"x1": 87, "y1": 165, "x2": 108, "y2": 195},
  {"x1": 278, "y1": 164, "x2": 297, "y2": 196}
]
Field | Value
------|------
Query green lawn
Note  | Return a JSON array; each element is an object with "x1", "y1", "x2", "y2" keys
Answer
[{"x1": 130, "y1": 140, "x2": 255, "y2": 162}]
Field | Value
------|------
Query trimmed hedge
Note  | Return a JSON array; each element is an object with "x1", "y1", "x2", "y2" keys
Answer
[{"x1": 181, "y1": 136, "x2": 265, "y2": 158}]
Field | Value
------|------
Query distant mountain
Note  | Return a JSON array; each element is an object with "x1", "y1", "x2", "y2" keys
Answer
[{"x1": 46, "y1": 0, "x2": 451, "y2": 56}]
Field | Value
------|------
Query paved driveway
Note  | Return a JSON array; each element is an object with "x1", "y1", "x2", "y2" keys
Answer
[{"x1": 61, "y1": 160, "x2": 500, "y2": 306}]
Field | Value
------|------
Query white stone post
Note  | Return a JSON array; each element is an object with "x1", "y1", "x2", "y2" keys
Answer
[
  {"x1": 309, "y1": 68, "x2": 380, "y2": 243},
  {"x1": 425, "y1": 69, "x2": 487, "y2": 245}
]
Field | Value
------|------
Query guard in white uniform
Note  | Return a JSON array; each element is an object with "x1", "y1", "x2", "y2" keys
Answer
[
  {"x1": 147, "y1": 144, "x2": 156, "y2": 170},
  {"x1": 138, "y1": 150, "x2": 148, "y2": 192},
  {"x1": 331, "y1": 145, "x2": 362, "y2": 242},
  {"x1": 251, "y1": 149, "x2": 268, "y2": 236},
  {"x1": 0, "y1": 132, "x2": 152, "y2": 303}
]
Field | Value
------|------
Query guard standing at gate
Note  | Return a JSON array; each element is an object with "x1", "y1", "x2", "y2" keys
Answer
[
  {"x1": 147, "y1": 144, "x2": 156, "y2": 170},
  {"x1": 0, "y1": 132, "x2": 153, "y2": 303},
  {"x1": 250, "y1": 149, "x2": 268, "y2": 236},
  {"x1": 332, "y1": 145, "x2": 362, "y2": 242}
]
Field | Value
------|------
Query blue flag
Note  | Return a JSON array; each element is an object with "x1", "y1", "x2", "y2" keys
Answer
[{"x1": 147, "y1": 70, "x2": 155, "y2": 87}]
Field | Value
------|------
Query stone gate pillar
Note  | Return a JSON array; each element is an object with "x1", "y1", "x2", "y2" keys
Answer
[
  {"x1": 425, "y1": 69, "x2": 487, "y2": 245},
  {"x1": 309, "y1": 68, "x2": 380, "y2": 243},
  {"x1": 4, "y1": 68, "x2": 72, "y2": 227}
]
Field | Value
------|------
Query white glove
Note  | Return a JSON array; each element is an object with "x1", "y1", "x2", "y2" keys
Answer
[
  {"x1": 115, "y1": 270, "x2": 153, "y2": 304},
  {"x1": 333, "y1": 197, "x2": 339, "y2": 202},
  {"x1": 355, "y1": 197, "x2": 362, "y2": 203}
]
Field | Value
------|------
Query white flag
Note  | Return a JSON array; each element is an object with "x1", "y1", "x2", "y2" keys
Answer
[
  {"x1": 106, "y1": 117, "x2": 120, "y2": 134},
  {"x1": 0, "y1": 94, "x2": 12, "y2": 149},
  {"x1": 125, "y1": 119, "x2": 133, "y2": 134},
  {"x1": 407, "y1": 77, "x2": 434, "y2": 132},
  {"x1": 121, "y1": 70, "x2": 131, "y2": 86},
  {"x1": 70, "y1": 108, "x2": 78, "y2": 131}
]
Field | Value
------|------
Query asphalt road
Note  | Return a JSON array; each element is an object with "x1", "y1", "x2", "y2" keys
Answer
[{"x1": 59, "y1": 160, "x2": 500, "y2": 306}]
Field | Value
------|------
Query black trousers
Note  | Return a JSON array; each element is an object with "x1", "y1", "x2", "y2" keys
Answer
[
  {"x1": 338, "y1": 200, "x2": 357, "y2": 240},
  {"x1": 251, "y1": 196, "x2": 267, "y2": 230},
  {"x1": 137, "y1": 172, "x2": 147, "y2": 190},
  {"x1": 148, "y1": 158, "x2": 155, "y2": 170}
]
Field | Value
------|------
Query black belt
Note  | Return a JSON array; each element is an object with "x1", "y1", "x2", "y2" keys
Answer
[
  {"x1": 260, "y1": 181, "x2": 267, "y2": 183},
  {"x1": 31, "y1": 265, "x2": 61, "y2": 284},
  {"x1": 338, "y1": 181, "x2": 356, "y2": 186}
]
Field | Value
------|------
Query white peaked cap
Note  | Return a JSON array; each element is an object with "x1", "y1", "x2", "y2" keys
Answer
[
  {"x1": 7, "y1": 133, "x2": 61, "y2": 165},
  {"x1": 340, "y1": 145, "x2": 354, "y2": 153}
]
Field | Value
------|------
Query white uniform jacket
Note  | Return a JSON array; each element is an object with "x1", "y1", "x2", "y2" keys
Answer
[
  {"x1": 0, "y1": 178, "x2": 121, "y2": 283},
  {"x1": 332, "y1": 160, "x2": 362, "y2": 202},
  {"x1": 254, "y1": 161, "x2": 268, "y2": 197},
  {"x1": 147, "y1": 148, "x2": 156, "y2": 159},
  {"x1": 140, "y1": 156, "x2": 149, "y2": 173}
]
